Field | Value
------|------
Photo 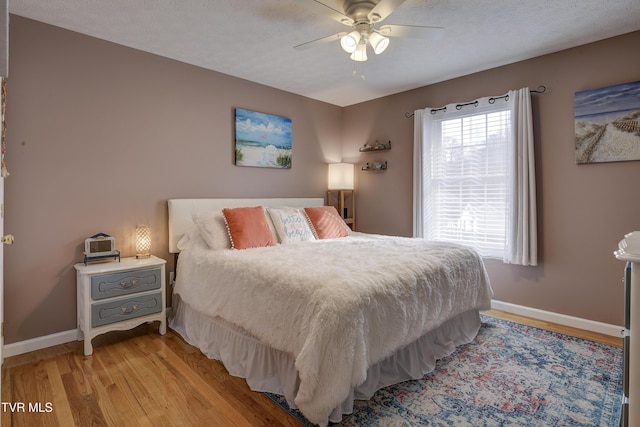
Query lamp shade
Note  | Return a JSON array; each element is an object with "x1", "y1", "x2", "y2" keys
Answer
[
  {"x1": 340, "y1": 31, "x2": 360, "y2": 53},
  {"x1": 328, "y1": 163, "x2": 354, "y2": 190},
  {"x1": 350, "y1": 42, "x2": 367, "y2": 61},
  {"x1": 368, "y1": 32, "x2": 389, "y2": 54},
  {"x1": 135, "y1": 224, "x2": 151, "y2": 258}
]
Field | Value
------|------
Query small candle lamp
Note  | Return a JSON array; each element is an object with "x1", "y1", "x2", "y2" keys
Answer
[{"x1": 135, "y1": 224, "x2": 151, "y2": 258}]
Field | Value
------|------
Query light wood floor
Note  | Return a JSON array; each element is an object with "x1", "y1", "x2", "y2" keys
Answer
[
  {"x1": 483, "y1": 309, "x2": 622, "y2": 347},
  {"x1": 1, "y1": 310, "x2": 622, "y2": 426}
]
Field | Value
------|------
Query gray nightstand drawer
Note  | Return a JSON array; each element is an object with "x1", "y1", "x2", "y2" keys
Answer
[
  {"x1": 91, "y1": 292, "x2": 162, "y2": 327},
  {"x1": 91, "y1": 267, "x2": 161, "y2": 300}
]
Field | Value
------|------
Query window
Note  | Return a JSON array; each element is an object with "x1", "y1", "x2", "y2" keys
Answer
[
  {"x1": 424, "y1": 107, "x2": 511, "y2": 258},
  {"x1": 413, "y1": 88, "x2": 538, "y2": 265},
  {"x1": 415, "y1": 89, "x2": 537, "y2": 265}
]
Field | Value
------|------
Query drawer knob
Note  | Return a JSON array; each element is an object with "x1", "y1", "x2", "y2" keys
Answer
[
  {"x1": 120, "y1": 279, "x2": 138, "y2": 288},
  {"x1": 120, "y1": 304, "x2": 139, "y2": 314}
]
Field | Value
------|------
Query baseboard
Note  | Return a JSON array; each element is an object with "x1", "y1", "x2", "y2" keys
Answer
[
  {"x1": 3, "y1": 329, "x2": 78, "y2": 358},
  {"x1": 490, "y1": 300, "x2": 623, "y2": 338},
  {"x1": 1, "y1": 302, "x2": 623, "y2": 358}
]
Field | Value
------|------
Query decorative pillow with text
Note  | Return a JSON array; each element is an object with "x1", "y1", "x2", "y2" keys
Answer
[{"x1": 268, "y1": 207, "x2": 316, "y2": 243}]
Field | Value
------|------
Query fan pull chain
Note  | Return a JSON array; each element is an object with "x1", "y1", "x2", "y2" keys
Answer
[{"x1": 352, "y1": 61, "x2": 366, "y2": 80}]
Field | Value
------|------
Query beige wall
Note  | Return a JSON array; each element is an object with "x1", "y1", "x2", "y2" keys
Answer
[
  {"x1": 4, "y1": 16, "x2": 342, "y2": 344},
  {"x1": 344, "y1": 30, "x2": 640, "y2": 326},
  {"x1": 5, "y1": 15, "x2": 639, "y2": 344}
]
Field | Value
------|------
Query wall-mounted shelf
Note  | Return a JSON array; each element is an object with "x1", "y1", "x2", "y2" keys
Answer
[
  {"x1": 361, "y1": 140, "x2": 390, "y2": 171},
  {"x1": 359, "y1": 141, "x2": 391, "y2": 152},
  {"x1": 362, "y1": 161, "x2": 388, "y2": 171}
]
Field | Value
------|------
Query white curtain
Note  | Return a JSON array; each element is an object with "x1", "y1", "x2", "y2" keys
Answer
[
  {"x1": 412, "y1": 108, "x2": 426, "y2": 238},
  {"x1": 505, "y1": 87, "x2": 537, "y2": 266},
  {"x1": 413, "y1": 87, "x2": 537, "y2": 266}
]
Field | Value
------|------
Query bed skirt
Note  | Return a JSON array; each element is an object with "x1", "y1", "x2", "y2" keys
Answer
[{"x1": 169, "y1": 296, "x2": 482, "y2": 425}]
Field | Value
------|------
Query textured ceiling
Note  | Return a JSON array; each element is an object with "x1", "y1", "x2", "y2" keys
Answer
[{"x1": 9, "y1": 0, "x2": 640, "y2": 107}]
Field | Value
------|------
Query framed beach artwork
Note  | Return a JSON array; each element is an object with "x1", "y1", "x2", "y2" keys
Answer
[
  {"x1": 575, "y1": 80, "x2": 640, "y2": 164},
  {"x1": 234, "y1": 108, "x2": 292, "y2": 168}
]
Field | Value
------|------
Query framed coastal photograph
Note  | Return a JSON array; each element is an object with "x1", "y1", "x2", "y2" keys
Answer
[
  {"x1": 574, "y1": 80, "x2": 640, "y2": 164},
  {"x1": 234, "y1": 108, "x2": 292, "y2": 168}
]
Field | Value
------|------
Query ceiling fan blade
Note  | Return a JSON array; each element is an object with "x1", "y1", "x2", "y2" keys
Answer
[
  {"x1": 378, "y1": 24, "x2": 444, "y2": 39},
  {"x1": 294, "y1": 32, "x2": 348, "y2": 50},
  {"x1": 293, "y1": 0, "x2": 354, "y2": 26},
  {"x1": 368, "y1": 0, "x2": 407, "y2": 23}
]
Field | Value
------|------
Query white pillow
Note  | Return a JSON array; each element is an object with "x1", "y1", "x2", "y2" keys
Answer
[
  {"x1": 177, "y1": 228, "x2": 210, "y2": 251},
  {"x1": 267, "y1": 207, "x2": 316, "y2": 243},
  {"x1": 191, "y1": 211, "x2": 231, "y2": 250}
]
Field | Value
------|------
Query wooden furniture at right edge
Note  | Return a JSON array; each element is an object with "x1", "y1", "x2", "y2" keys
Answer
[{"x1": 615, "y1": 234, "x2": 640, "y2": 427}]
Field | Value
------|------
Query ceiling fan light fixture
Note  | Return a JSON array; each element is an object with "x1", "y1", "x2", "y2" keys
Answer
[
  {"x1": 368, "y1": 32, "x2": 389, "y2": 54},
  {"x1": 340, "y1": 30, "x2": 361, "y2": 53},
  {"x1": 350, "y1": 42, "x2": 368, "y2": 61}
]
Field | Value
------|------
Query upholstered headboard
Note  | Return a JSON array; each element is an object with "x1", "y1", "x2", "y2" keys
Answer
[{"x1": 167, "y1": 198, "x2": 324, "y2": 253}]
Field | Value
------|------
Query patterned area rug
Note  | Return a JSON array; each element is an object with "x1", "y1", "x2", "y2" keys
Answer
[{"x1": 267, "y1": 314, "x2": 623, "y2": 426}]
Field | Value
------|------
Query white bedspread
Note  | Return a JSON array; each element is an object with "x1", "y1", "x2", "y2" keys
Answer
[{"x1": 174, "y1": 232, "x2": 493, "y2": 425}]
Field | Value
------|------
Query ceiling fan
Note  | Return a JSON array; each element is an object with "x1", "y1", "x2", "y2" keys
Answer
[{"x1": 293, "y1": 0, "x2": 444, "y2": 62}]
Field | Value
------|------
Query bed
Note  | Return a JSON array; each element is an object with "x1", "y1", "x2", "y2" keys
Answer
[{"x1": 167, "y1": 198, "x2": 493, "y2": 426}]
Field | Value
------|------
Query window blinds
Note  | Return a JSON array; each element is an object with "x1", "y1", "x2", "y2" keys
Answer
[{"x1": 426, "y1": 108, "x2": 511, "y2": 258}]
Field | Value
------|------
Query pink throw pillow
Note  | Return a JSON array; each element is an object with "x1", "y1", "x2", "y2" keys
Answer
[
  {"x1": 304, "y1": 206, "x2": 350, "y2": 239},
  {"x1": 222, "y1": 206, "x2": 276, "y2": 249}
]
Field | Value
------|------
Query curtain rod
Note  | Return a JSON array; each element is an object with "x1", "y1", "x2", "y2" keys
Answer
[{"x1": 404, "y1": 85, "x2": 547, "y2": 118}]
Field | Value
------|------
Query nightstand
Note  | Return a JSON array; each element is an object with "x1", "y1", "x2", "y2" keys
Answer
[
  {"x1": 75, "y1": 256, "x2": 167, "y2": 355},
  {"x1": 327, "y1": 189, "x2": 355, "y2": 230}
]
